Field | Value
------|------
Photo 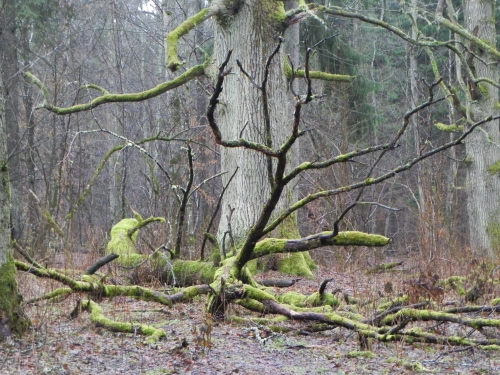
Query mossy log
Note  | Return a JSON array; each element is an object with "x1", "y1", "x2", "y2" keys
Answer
[
  {"x1": 234, "y1": 285, "x2": 500, "y2": 348},
  {"x1": 15, "y1": 259, "x2": 212, "y2": 342},
  {"x1": 83, "y1": 299, "x2": 166, "y2": 344},
  {"x1": 251, "y1": 231, "x2": 390, "y2": 259},
  {"x1": 15, "y1": 260, "x2": 211, "y2": 307},
  {"x1": 106, "y1": 217, "x2": 216, "y2": 285}
]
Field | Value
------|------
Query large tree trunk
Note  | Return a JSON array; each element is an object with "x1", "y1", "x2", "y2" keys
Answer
[
  {"x1": 0, "y1": 62, "x2": 30, "y2": 341},
  {"x1": 213, "y1": 1, "x2": 312, "y2": 275},
  {"x1": 0, "y1": 0, "x2": 23, "y2": 241},
  {"x1": 214, "y1": 2, "x2": 290, "y2": 242},
  {"x1": 464, "y1": 0, "x2": 500, "y2": 257}
]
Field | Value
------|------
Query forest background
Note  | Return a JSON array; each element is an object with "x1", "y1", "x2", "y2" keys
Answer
[{"x1": 2, "y1": 0, "x2": 500, "y2": 373}]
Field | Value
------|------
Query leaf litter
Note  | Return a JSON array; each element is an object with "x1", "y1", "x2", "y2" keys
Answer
[{"x1": 2, "y1": 261, "x2": 500, "y2": 374}]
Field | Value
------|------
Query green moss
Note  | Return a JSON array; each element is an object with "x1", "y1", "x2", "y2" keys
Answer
[
  {"x1": 85, "y1": 299, "x2": 165, "y2": 343},
  {"x1": 0, "y1": 253, "x2": 30, "y2": 338},
  {"x1": 441, "y1": 276, "x2": 466, "y2": 295},
  {"x1": 337, "y1": 310, "x2": 363, "y2": 321},
  {"x1": 271, "y1": 212, "x2": 316, "y2": 277},
  {"x1": 387, "y1": 358, "x2": 428, "y2": 372},
  {"x1": 107, "y1": 218, "x2": 146, "y2": 266},
  {"x1": 236, "y1": 298, "x2": 267, "y2": 313},
  {"x1": 492, "y1": 297, "x2": 500, "y2": 306},
  {"x1": 487, "y1": 160, "x2": 500, "y2": 175},
  {"x1": 166, "y1": 8, "x2": 211, "y2": 71},
  {"x1": 376, "y1": 295, "x2": 408, "y2": 314},
  {"x1": 478, "y1": 82, "x2": 490, "y2": 98},
  {"x1": 252, "y1": 231, "x2": 390, "y2": 259},
  {"x1": 486, "y1": 221, "x2": 500, "y2": 254},
  {"x1": 347, "y1": 351, "x2": 375, "y2": 358},
  {"x1": 305, "y1": 292, "x2": 339, "y2": 308},
  {"x1": 284, "y1": 66, "x2": 355, "y2": 82},
  {"x1": 265, "y1": 0, "x2": 286, "y2": 23},
  {"x1": 434, "y1": 122, "x2": 464, "y2": 132},
  {"x1": 171, "y1": 260, "x2": 216, "y2": 285},
  {"x1": 464, "y1": 156, "x2": 473, "y2": 164},
  {"x1": 279, "y1": 252, "x2": 313, "y2": 277},
  {"x1": 243, "y1": 285, "x2": 276, "y2": 301},
  {"x1": 246, "y1": 259, "x2": 258, "y2": 275},
  {"x1": 331, "y1": 231, "x2": 389, "y2": 246},
  {"x1": 303, "y1": 251, "x2": 317, "y2": 270},
  {"x1": 277, "y1": 291, "x2": 306, "y2": 306}
]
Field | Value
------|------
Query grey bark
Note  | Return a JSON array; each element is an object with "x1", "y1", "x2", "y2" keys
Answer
[
  {"x1": 0, "y1": 0, "x2": 23, "y2": 241},
  {"x1": 213, "y1": 1, "x2": 298, "y2": 245},
  {"x1": 464, "y1": 0, "x2": 500, "y2": 257}
]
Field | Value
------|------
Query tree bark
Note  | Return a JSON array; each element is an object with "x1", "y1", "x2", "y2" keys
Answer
[
  {"x1": 0, "y1": 0, "x2": 23, "y2": 241},
  {"x1": 212, "y1": 1, "x2": 313, "y2": 274},
  {"x1": 463, "y1": 0, "x2": 500, "y2": 257},
  {"x1": 0, "y1": 61, "x2": 30, "y2": 341}
]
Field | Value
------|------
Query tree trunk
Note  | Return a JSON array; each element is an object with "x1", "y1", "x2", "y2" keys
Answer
[
  {"x1": 464, "y1": 0, "x2": 500, "y2": 257},
  {"x1": 0, "y1": 63, "x2": 30, "y2": 341},
  {"x1": 0, "y1": 0, "x2": 23, "y2": 242},
  {"x1": 213, "y1": 1, "x2": 312, "y2": 275}
]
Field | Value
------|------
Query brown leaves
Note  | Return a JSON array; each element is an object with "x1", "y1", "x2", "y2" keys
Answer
[{"x1": 405, "y1": 271, "x2": 444, "y2": 304}]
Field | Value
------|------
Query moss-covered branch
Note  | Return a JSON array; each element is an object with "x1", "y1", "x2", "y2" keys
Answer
[
  {"x1": 284, "y1": 62, "x2": 354, "y2": 82},
  {"x1": 83, "y1": 299, "x2": 166, "y2": 343},
  {"x1": 381, "y1": 308, "x2": 500, "y2": 330},
  {"x1": 166, "y1": 6, "x2": 219, "y2": 71},
  {"x1": 251, "y1": 231, "x2": 389, "y2": 259},
  {"x1": 254, "y1": 294, "x2": 500, "y2": 348},
  {"x1": 264, "y1": 115, "x2": 499, "y2": 235},
  {"x1": 25, "y1": 64, "x2": 205, "y2": 115}
]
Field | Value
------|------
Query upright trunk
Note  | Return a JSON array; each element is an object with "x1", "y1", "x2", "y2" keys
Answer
[
  {"x1": 213, "y1": 2, "x2": 312, "y2": 274},
  {"x1": 215, "y1": 2, "x2": 290, "y2": 241},
  {"x1": 0, "y1": 65, "x2": 29, "y2": 341},
  {"x1": 0, "y1": 0, "x2": 22, "y2": 241},
  {"x1": 464, "y1": 0, "x2": 500, "y2": 257}
]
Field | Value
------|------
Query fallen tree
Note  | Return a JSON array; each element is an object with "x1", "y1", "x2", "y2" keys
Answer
[{"x1": 16, "y1": 1, "x2": 500, "y2": 350}]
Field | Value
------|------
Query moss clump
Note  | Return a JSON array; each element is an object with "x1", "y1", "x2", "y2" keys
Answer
[
  {"x1": 170, "y1": 260, "x2": 216, "y2": 286},
  {"x1": 279, "y1": 252, "x2": 314, "y2": 277},
  {"x1": 434, "y1": 122, "x2": 464, "y2": 132},
  {"x1": 477, "y1": 82, "x2": 490, "y2": 98},
  {"x1": 243, "y1": 285, "x2": 276, "y2": 301},
  {"x1": 387, "y1": 358, "x2": 428, "y2": 372},
  {"x1": 107, "y1": 219, "x2": 141, "y2": 260},
  {"x1": 441, "y1": 276, "x2": 466, "y2": 295},
  {"x1": 487, "y1": 160, "x2": 500, "y2": 175}
]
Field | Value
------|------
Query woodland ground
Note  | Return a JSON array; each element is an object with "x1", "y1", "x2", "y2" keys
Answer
[{"x1": 1, "y1": 248, "x2": 500, "y2": 374}]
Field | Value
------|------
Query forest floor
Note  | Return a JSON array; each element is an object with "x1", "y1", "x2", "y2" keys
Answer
[{"x1": 2, "y1": 249, "x2": 500, "y2": 374}]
